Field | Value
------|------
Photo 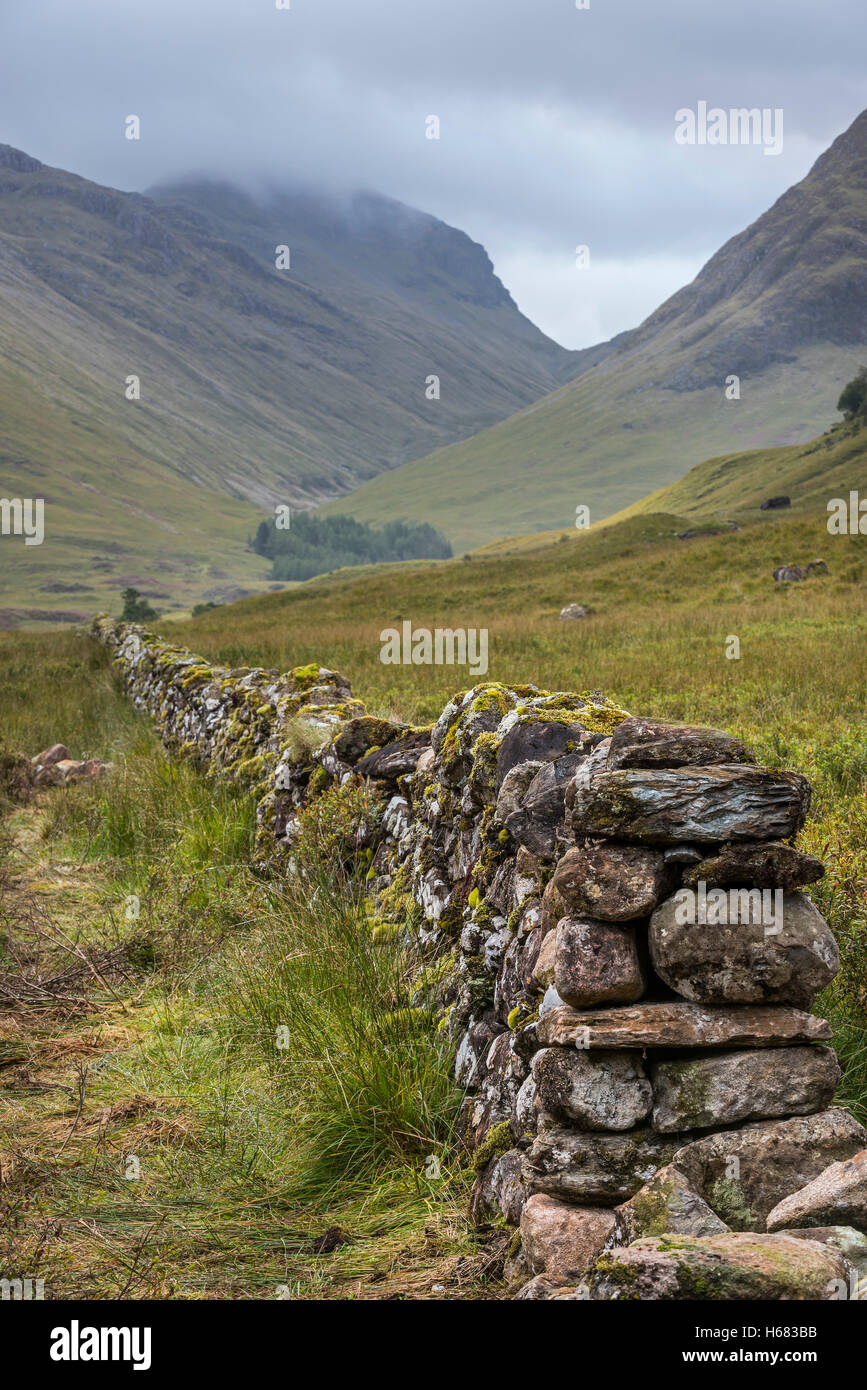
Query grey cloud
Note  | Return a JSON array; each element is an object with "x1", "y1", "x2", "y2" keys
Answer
[{"x1": 1, "y1": 0, "x2": 864, "y2": 346}]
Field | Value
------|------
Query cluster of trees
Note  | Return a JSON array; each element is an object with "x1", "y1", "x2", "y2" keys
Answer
[
  {"x1": 120, "y1": 587, "x2": 158, "y2": 622},
  {"x1": 251, "y1": 512, "x2": 452, "y2": 581},
  {"x1": 837, "y1": 366, "x2": 867, "y2": 424},
  {"x1": 120, "y1": 589, "x2": 222, "y2": 621}
]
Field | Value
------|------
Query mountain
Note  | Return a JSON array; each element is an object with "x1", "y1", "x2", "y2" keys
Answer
[
  {"x1": 323, "y1": 108, "x2": 867, "y2": 552},
  {"x1": 0, "y1": 145, "x2": 572, "y2": 620}
]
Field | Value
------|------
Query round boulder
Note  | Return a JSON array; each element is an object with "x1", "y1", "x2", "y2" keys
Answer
[{"x1": 648, "y1": 889, "x2": 839, "y2": 1008}]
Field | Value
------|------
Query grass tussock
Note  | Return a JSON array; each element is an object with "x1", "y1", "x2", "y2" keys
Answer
[{"x1": 219, "y1": 838, "x2": 463, "y2": 1201}]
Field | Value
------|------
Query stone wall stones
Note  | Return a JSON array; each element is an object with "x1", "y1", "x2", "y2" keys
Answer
[
  {"x1": 649, "y1": 891, "x2": 839, "y2": 1008},
  {"x1": 89, "y1": 619, "x2": 866, "y2": 1301}
]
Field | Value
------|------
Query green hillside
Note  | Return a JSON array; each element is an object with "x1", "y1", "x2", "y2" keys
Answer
[
  {"x1": 5, "y1": 107, "x2": 867, "y2": 615},
  {"x1": 605, "y1": 421, "x2": 867, "y2": 527},
  {"x1": 0, "y1": 147, "x2": 572, "y2": 622},
  {"x1": 323, "y1": 109, "x2": 867, "y2": 551},
  {"x1": 469, "y1": 419, "x2": 867, "y2": 555},
  {"x1": 145, "y1": 505, "x2": 863, "y2": 731}
]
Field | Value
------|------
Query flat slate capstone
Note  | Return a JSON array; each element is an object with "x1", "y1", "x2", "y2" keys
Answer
[{"x1": 569, "y1": 763, "x2": 810, "y2": 844}]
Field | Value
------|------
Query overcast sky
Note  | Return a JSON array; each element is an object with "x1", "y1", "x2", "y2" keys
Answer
[{"x1": 2, "y1": 0, "x2": 865, "y2": 348}]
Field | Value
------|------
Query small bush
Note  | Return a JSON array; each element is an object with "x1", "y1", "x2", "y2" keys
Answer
[
  {"x1": 837, "y1": 366, "x2": 867, "y2": 423},
  {"x1": 0, "y1": 744, "x2": 34, "y2": 806},
  {"x1": 293, "y1": 778, "x2": 385, "y2": 870}
]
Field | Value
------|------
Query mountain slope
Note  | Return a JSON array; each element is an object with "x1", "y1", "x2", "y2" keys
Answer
[
  {"x1": 466, "y1": 420, "x2": 867, "y2": 561},
  {"x1": 0, "y1": 146, "x2": 571, "y2": 618},
  {"x1": 324, "y1": 108, "x2": 867, "y2": 551},
  {"x1": 604, "y1": 422, "x2": 867, "y2": 529}
]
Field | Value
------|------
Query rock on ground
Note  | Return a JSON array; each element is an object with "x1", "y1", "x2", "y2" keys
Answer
[
  {"x1": 587, "y1": 1232, "x2": 849, "y2": 1301},
  {"x1": 32, "y1": 743, "x2": 70, "y2": 766}
]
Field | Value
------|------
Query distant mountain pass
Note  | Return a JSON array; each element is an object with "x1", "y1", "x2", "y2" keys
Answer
[{"x1": 323, "y1": 109, "x2": 867, "y2": 552}]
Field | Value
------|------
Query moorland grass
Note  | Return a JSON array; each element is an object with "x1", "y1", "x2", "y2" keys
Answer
[
  {"x1": 0, "y1": 663, "x2": 473, "y2": 1296},
  {"x1": 0, "y1": 506, "x2": 865, "y2": 1295}
]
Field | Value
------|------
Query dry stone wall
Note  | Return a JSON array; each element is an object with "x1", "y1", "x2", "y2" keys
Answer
[{"x1": 90, "y1": 617, "x2": 867, "y2": 1301}]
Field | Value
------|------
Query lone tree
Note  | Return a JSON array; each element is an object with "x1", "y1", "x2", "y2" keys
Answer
[
  {"x1": 837, "y1": 366, "x2": 867, "y2": 422},
  {"x1": 120, "y1": 587, "x2": 158, "y2": 622},
  {"x1": 253, "y1": 520, "x2": 270, "y2": 556}
]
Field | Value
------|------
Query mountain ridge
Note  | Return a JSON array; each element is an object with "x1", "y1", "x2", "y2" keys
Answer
[
  {"x1": 0, "y1": 144, "x2": 573, "y2": 617},
  {"x1": 323, "y1": 107, "x2": 867, "y2": 550}
]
